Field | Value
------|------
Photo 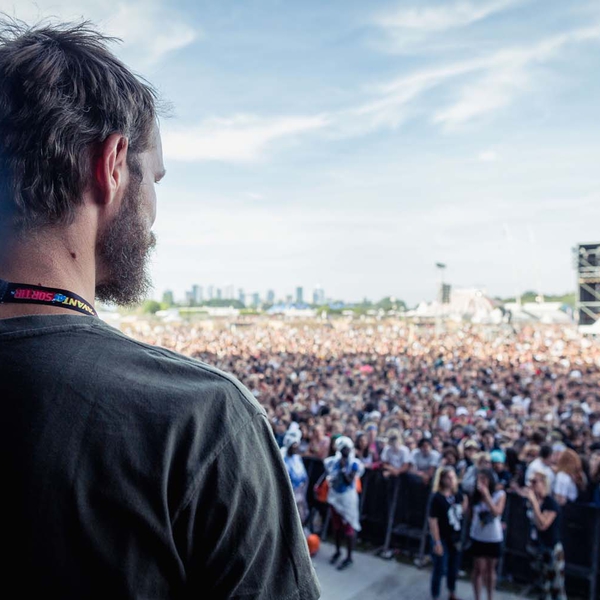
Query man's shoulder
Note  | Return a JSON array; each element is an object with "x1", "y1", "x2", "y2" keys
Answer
[
  {"x1": 1, "y1": 314, "x2": 265, "y2": 424},
  {"x1": 87, "y1": 321, "x2": 270, "y2": 434}
]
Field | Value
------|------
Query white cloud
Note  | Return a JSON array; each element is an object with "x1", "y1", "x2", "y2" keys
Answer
[
  {"x1": 347, "y1": 57, "x2": 489, "y2": 131},
  {"x1": 162, "y1": 114, "x2": 329, "y2": 163},
  {"x1": 376, "y1": 0, "x2": 520, "y2": 32},
  {"x1": 478, "y1": 150, "x2": 499, "y2": 162},
  {"x1": 346, "y1": 23, "x2": 600, "y2": 133},
  {"x1": 0, "y1": 0, "x2": 198, "y2": 67},
  {"x1": 432, "y1": 25, "x2": 600, "y2": 128},
  {"x1": 161, "y1": 22, "x2": 600, "y2": 162},
  {"x1": 102, "y1": 2, "x2": 197, "y2": 67}
]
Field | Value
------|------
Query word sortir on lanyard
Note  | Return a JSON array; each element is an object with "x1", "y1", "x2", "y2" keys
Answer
[{"x1": 0, "y1": 278, "x2": 97, "y2": 317}]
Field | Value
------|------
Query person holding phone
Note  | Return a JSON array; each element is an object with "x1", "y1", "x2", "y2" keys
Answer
[{"x1": 521, "y1": 471, "x2": 566, "y2": 600}]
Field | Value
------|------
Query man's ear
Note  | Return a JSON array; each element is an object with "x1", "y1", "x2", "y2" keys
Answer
[{"x1": 93, "y1": 134, "x2": 129, "y2": 207}]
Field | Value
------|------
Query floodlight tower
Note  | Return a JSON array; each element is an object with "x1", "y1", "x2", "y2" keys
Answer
[{"x1": 435, "y1": 262, "x2": 446, "y2": 335}]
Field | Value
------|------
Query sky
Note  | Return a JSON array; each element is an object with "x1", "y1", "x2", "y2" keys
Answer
[{"x1": 3, "y1": 0, "x2": 600, "y2": 306}]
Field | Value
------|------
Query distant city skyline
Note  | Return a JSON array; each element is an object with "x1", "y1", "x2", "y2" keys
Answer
[
  {"x1": 174, "y1": 283, "x2": 330, "y2": 305},
  {"x1": 167, "y1": 279, "x2": 572, "y2": 308},
  {"x1": 7, "y1": 0, "x2": 600, "y2": 306}
]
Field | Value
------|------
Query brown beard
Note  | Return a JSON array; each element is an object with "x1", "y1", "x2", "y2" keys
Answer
[{"x1": 95, "y1": 166, "x2": 156, "y2": 306}]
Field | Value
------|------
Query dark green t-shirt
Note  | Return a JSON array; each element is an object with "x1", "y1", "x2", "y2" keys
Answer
[{"x1": 1, "y1": 315, "x2": 320, "y2": 599}]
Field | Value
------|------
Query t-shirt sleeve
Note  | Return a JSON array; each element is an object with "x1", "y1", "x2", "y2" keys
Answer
[
  {"x1": 174, "y1": 412, "x2": 320, "y2": 600},
  {"x1": 429, "y1": 494, "x2": 442, "y2": 520}
]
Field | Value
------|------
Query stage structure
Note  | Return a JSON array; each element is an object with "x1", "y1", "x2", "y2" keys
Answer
[{"x1": 575, "y1": 243, "x2": 600, "y2": 330}]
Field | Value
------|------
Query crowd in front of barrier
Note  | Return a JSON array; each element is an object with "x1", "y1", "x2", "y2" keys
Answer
[{"x1": 127, "y1": 319, "x2": 600, "y2": 599}]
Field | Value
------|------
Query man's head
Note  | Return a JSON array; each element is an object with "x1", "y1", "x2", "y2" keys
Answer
[
  {"x1": 386, "y1": 428, "x2": 401, "y2": 449},
  {"x1": 539, "y1": 443, "x2": 553, "y2": 464},
  {"x1": 417, "y1": 437, "x2": 432, "y2": 455},
  {"x1": 0, "y1": 20, "x2": 164, "y2": 305}
]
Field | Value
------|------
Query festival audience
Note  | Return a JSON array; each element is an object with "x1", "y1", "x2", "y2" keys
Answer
[{"x1": 126, "y1": 319, "x2": 600, "y2": 588}]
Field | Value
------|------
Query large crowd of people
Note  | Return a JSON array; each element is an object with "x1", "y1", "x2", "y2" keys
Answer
[{"x1": 127, "y1": 317, "x2": 600, "y2": 599}]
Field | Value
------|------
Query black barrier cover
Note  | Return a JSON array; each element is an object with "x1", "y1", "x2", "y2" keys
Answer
[
  {"x1": 394, "y1": 474, "x2": 430, "y2": 529},
  {"x1": 359, "y1": 468, "x2": 392, "y2": 545},
  {"x1": 390, "y1": 474, "x2": 431, "y2": 553},
  {"x1": 302, "y1": 456, "x2": 325, "y2": 509},
  {"x1": 501, "y1": 493, "x2": 531, "y2": 582},
  {"x1": 561, "y1": 503, "x2": 597, "y2": 569},
  {"x1": 501, "y1": 493, "x2": 600, "y2": 600}
]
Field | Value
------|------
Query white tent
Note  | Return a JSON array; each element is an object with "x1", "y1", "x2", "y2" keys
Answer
[
  {"x1": 407, "y1": 288, "x2": 499, "y2": 323},
  {"x1": 504, "y1": 302, "x2": 573, "y2": 324}
]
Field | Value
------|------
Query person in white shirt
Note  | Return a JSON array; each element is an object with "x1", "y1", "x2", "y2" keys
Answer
[
  {"x1": 525, "y1": 444, "x2": 555, "y2": 490},
  {"x1": 469, "y1": 469, "x2": 506, "y2": 600},
  {"x1": 409, "y1": 438, "x2": 441, "y2": 485},
  {"x1": 380, "y1": 428, "x2": 410, "y2": 478}
]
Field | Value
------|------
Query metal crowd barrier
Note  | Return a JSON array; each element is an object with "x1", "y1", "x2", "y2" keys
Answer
[
  {"x1": 501, "y1": 492, "x2": 600, "y2": 600},
  {"x1": 302, "y1": 457, "x2": 600, "y2": 599}
]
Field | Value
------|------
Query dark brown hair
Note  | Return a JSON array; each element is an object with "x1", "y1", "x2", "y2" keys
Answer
[{"x1": 0, "y1": 18, "x2": 158, "y2": 230}]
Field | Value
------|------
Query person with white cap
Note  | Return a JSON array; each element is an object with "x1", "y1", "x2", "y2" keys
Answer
[
  {"x1": 324, "y1": 436, "x2": 364, "y2": 570},
  {"x1": 281, "y1": 422, "x2": 309, "y2": 523}
]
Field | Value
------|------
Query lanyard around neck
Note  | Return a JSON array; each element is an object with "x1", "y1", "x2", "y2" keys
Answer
[{"x1": 0, "y1": 278, "x2": 97, "y2": 317}]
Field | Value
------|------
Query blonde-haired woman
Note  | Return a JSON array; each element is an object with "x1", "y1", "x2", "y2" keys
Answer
[
  {"x1": 521, "y1": 471, "x2": 566, "y2": 600},
  {"x1": 469, "y1": 469, "x2": 506, "y2": 600},
  {"x1": 428, "y1": 467, "x2": 467, "y2": 600},
  {"x1": 553, "y1": 448, "x2": 586, "y2": 505}
]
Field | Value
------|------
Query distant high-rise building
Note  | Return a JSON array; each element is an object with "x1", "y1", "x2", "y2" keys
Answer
[
  {"x1": 266, "y1": 289, "x2": 275, "y2": 304},
  {"x1": 312, "y1": 285, "x2": 325, "y2": 305},
  {"x1": 184, "y1": 291, "x2": 194, "y2": 306},
  {"x1": 207, "y1": 285, "x2": 214, "y2": 301},
  {"x1": 224, "y1": 284, "x2": 235, "y2": 300},
  {"x1": 296, "y1": 286, "x2": 304, "y2": 304},
  {"x1": 251, "y1": 292, "x2": 260, "y2": 307},
  {"x1": 162, "y1": 290, "x2": 174, "y2": 306},
  {"x1": 238, "y1": 288, "x2": 246, "y2": 306},
  {"x1": 192, "y1": 284, "x2": 203, "y2": 304},
  {"x1": 216, "y1": 288, "x2": 222, "y2": 300}
]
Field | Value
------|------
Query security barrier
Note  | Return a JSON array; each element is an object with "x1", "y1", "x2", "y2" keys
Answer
[
  {"x1": 501, "y1": 492, "x2": 600, "y2": 600},
  {"x1": 302, "y1": 458, "x2": 600, "y2": 599}
]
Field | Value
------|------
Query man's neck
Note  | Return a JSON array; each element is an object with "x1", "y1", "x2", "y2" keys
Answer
[{"x1": 0, "y1": 225, "x2": 97, "y2": 318}]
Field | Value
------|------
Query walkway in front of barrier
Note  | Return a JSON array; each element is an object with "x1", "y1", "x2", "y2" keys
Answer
[{"x1": 313, "y1": 541, "x2": 525, "y2": 600}]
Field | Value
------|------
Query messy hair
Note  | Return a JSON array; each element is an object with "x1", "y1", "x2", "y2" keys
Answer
[{"x1": 0, "y1": 18, "x2": 158, "y2": 230}]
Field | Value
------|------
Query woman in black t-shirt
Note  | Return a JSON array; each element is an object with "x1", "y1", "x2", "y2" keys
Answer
[
  {"x1": 428, "y1": 467, "x2": 468, "y2": 600},
  {"x1": 520, "y1": 470, "x2": 566, "y2": 600}
]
